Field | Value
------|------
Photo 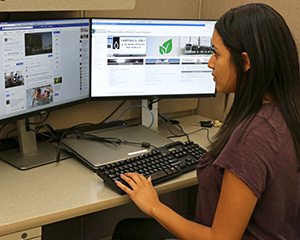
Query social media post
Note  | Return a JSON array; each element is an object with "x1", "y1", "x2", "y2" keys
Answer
[
  {"x1": 2, "y1": 33, "x2": 24, "y2": 48},
  {"x1": 107, "y1": 36, "x2": 147, "y2": 57},
  {"x1": 146, "y1": 36, "x2": 180, "y2": 57},
  {"x1": 3, "y1": 47, "x2": 25, "y2": 68},
  {"x1": 25, "y1": 70, "x2": 53, "y2": 85},
  {"x1": 26, "y1": 84, "x2": 53, "y2": 109},
  {"x1": 53, "y1": 76, "x2": 62, "y2": 95},
  {"x1": 5, "y1": 86, "x2": 26, "y2": 113},
  {"x1": 24, "y1": 32, "x2": 52, "y2": 56},
  {"x1": 24, "y1": 54, "x2": 54, "y2": 74},
  {"x1": 4, "y1": 70, "x2": 25, "y2": 89},
  {"x1": 179, "y1": 36, "x2": 213, "y2": 55},
  {"x1": 52, "y1": 73, "x2": 84, "y2": 102}
]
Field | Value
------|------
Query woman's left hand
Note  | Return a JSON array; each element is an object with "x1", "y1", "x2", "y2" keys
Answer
[{"x1": 115, "y1": 173, "x2": 162, "y2": 217}]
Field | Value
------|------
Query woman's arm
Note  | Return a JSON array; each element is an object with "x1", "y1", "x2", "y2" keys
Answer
[{"x1": 116, "y1": 169, "x2": 258, "y2": 240}]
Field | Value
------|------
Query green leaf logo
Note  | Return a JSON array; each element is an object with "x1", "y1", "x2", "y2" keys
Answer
[{"x1": 159, "y1": 39, "x2": 173, "y2": 55}]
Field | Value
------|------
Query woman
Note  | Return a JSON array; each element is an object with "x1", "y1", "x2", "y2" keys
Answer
[{"x1": 113, "y1": 3, "x2": 300, "y2": 239}]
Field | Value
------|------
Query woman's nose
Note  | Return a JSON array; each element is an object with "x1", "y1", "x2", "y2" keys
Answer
[{"x1": 208, "y1": 54, "x2": 214, "y2": 69}]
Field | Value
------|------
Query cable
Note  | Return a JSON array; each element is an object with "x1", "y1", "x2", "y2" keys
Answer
[
  {"x1": 55, "y1": 129, "x2": 158, "y2": 163},
  {"x1": 68, "y1": 122, "x2": 95, "y2": 130},
  {"x1": 5, "y1": 128, "x2": 17, "y2": 146},
  {"x1": 0, "y1": 122, "x2": 17, "y2": 148},
  {"x1": 158, "y1": 114, "x2": 213, "y2": 143},
  {"x1": 148, "y1": 98, "x2": 160, "y2": 110},
  {"x1": 106, "y1": 104, "x2": 154, "y2": 128},
  {"x1": 25, "y1": 115, "x2": 58, "y2": 143},
  {"x1": 158, "y1": 114, "x2": 190, "y2": 141},
  {"x1": 158, "y1": 113, "x2": 171, "y2": 123},
  {"x1": 69, "y1": 130, "x2": 158, "y2": 149},
  {"x1": 73, "y1": 131, "x2": 122, "y2": 146},
  {"x1": 39, "y1": 114, "x2": 58, "y2": 141},
  {"x1": 27, "y1": 112, "x2": 50, "y2": 125},
  {"x1": 100, "y1": 100, "x2": 126, "y2": 124},
  {"x1": 121, "y1": 140, "x2": 157, "y2": 149},
  {"x1": 167, "y1": 127, "x2": 213, "y2": 144},
  {"x1": 59, "y1": 100, "x2": 127, "y2": 132}
]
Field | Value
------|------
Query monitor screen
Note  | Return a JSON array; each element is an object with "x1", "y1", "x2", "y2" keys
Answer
[
  {"x1": 91, "y1": 18, "x2": 216, "y2": 100},
  {"x1": 0, "y1": 18, "x2": 90, "y2": 125}
]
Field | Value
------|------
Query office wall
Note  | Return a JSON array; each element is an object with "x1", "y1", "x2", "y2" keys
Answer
[
  {"x1": 197, "y1": 0, "x2": 300, "y2": 121},
  {"x1": 201, "y1": 0, "x2": 300, "y2": 38},
  {"x1": 85, "y1": 0, "x2": 201, "y2": 19}
]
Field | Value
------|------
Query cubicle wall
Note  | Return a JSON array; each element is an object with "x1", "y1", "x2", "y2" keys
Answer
[{"x1": 197, "y1": 0, "x2": 300, "y2": 121}]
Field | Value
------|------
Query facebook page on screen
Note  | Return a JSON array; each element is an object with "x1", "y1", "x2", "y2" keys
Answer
[
  {"x1": 91, "y1": 18, "x2": 216, "y2": 98},
  {"x1": 0, "y1": 19, "x2": 90, "y2": 120}
]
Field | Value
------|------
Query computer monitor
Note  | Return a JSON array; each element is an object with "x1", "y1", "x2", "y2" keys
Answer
[
  {"x1": 91, "y1": 18, "x2": 216, "y2": 99},
  {"x1": 0, "y1": 18, "x2": 90, "y2": 170},
  {"x1": 90, "y1": 18, "x2": 216, "y2": 129}
]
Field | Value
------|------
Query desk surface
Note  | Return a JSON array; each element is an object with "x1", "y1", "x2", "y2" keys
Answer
[{"x1": 0, "y1": 115, "x2": 219, "y2": 236}]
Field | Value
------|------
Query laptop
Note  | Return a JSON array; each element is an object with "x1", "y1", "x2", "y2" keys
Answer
[{"x1": 61, "y1": 124, "x2": 173, "y2": 171}]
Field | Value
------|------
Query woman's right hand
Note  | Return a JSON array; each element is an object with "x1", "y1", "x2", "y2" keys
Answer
[{"x1": 115, "y1": 172, "x2": 163, "y2": 217}]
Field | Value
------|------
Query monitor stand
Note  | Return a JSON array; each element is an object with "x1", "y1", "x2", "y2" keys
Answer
[
  {"x1": 0, "y1": 118, "x2": 69, "y2": 170},
  {"x1": 141, "y1": 99, "x2": 184, "y2": 137},
  {"x1": 141, "y1": 99, "x2": 159, "y2": 131}
]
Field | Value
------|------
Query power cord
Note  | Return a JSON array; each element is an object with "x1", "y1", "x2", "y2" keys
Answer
[
  {"x1": 159, "y1": 114, "x2": 190, "y2": 141},
  {"x1": 100, "y1": 100, "x2": 126, "y2": 124},
  {"x1": 0, "y1": 122, "x2": 17, "y2": 149},
  {"x1": 55, "y1": 129, "x2": 158, "y2": 163}
]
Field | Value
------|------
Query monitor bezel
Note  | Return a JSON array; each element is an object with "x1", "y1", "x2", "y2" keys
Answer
[{"x1": 89, "y1": 17, "x2": 216, "y2": 101}]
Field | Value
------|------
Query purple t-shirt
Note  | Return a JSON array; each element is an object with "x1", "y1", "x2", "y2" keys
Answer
[{"x1": 195, "y1": 103, "x2": 300, "y2": 239}]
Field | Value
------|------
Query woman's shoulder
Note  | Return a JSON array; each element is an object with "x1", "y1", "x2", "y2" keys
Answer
[{"x1": 237, "y1": 103, "x2": 287, "y2": 137}]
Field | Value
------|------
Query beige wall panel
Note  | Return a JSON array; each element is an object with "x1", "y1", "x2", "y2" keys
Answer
[
  {"x1": 198, "y1": 0, "x2": 300, "y2": 121},
  {"x1": 159, "y1": 98, "x2": 198, "y2": 114},
  {"x1": 85, "y1": 0, "x2": 201, "y2": 19},
  {"x1": 201, "y1": 0, "x2": 300, "y2": 40},
  {"x1": 196, "y1": 93, "x2": 233, "y2": 122},
  {"x1": 41, "y1": 100, "x2": 140, "y2": 130},
  {"x1": 0, "y1": 11, "x2": 80, "y2": 21},
  {"x1": 0, "y1": 0, "x2": 135, "y2": 11}
]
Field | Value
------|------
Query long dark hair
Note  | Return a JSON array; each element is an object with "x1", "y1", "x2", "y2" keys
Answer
[{"x1": 207, "y1": 3, "x2": 300, "y2": 169}]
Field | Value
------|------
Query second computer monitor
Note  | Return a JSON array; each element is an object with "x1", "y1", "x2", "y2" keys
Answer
[{"x1": 91, "y1": 18, "x2": 216, "y2": 100}]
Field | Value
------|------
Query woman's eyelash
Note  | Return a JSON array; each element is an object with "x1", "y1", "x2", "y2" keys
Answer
[{"x1": 211, "y1": 48, "x2": 217, "y2": 54}]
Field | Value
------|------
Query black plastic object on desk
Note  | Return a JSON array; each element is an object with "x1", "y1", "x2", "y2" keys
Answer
[{"x1": 97, "y1": 140, "x2": 207, "y2": 194}]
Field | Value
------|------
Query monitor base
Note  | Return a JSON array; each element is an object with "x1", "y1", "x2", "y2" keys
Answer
[{"x1": 0, "y1": 142, "x2": 70, "y2": 170}]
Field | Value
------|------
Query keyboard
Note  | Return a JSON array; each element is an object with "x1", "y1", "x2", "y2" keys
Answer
[{"x1": 97, "y1": 140, "x2": 207, "y2": 194}]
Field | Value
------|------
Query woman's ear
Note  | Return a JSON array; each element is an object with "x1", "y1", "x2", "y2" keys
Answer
[{"x1": 242, "y1": 52, "x2": 251, "y2": 71}]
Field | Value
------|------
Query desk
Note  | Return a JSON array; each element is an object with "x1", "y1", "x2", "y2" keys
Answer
[{"x1": 0, "y1": 115, "x2": 219, "y2": 237}]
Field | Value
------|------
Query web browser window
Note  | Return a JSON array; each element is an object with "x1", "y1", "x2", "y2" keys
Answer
[
  {"x1": 0, "y1": 19, "x2": 90, "y2": 121},
  {"x1": 91, "y1": 18, "x2": 216, "y2": 99}
]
